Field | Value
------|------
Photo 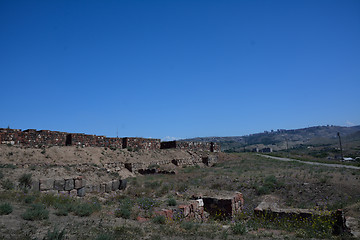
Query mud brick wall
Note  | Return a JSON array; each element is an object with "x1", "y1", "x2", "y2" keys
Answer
[{"x1": 122, "y1": 137, "x2": 161, "y2": 150}]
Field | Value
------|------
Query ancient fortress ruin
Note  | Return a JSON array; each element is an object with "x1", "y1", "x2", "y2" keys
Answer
[{"x1": 0, "y1": 128, "x2": 220, "y2": 152}]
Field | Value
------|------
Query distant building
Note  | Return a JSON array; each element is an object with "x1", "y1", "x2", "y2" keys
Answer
[{"x1": 260, "y1": 147, "x2": 273, "y2": 153}]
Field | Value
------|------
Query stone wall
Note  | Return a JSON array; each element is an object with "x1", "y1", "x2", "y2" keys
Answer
[
  {"x1": 161, "y1": 141, "x2": 221, "y2": 152},
  {"x1": 1, "y1": 128, "x2": 220, "y2": 152},
  {"x1": 122, "y1": 137, "x2": 161, "y2": 150},
  {"x1": 152, "y1": 192, "x2": 244, "y2": 222},
  {"x1": 32, "y1": 176, "x2": 126, "y2": 197}
]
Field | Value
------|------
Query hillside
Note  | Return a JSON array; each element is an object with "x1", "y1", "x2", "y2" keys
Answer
[{"x1": 183, "y1": 125, "x2": 360, "y2": 154}]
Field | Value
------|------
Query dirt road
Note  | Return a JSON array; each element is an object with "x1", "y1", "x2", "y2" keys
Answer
[{"x1": 259, "y1": 154, "x2": 360, "y2": 170}]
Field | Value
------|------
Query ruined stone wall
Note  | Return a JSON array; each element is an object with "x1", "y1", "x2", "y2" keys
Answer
[
  {"x1": 32, "y1": 176, "x2": 126, "y2": 197},
  {"x1": 161, "y1": 141, "x2": 221, "y2": 152},
  {"x1": 1, "y1": 128, "x2": 219, "y2": 152},
  {"x1": 122, "y1": 137, "x2": 161, "y2": 150}
]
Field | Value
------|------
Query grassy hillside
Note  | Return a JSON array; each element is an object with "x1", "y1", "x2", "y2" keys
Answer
[{"x1": 183, "y1": 125, "x2": 360, "y2": 159}]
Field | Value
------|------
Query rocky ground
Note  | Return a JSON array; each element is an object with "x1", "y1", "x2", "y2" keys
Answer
[{"x1": 0, "y1": 145, "x2": 359, "y2": 239}]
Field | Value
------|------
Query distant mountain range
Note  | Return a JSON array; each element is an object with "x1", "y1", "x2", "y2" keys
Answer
[{"x1": 182, "y1": 125, "x2": 360, "y2": 152}]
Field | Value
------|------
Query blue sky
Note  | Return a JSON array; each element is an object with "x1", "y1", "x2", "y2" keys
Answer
[{"x1": 1, "y1": 0, "x2": 359, "y2": 140}]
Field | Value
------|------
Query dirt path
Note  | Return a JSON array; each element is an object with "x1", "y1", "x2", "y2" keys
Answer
[{"x1": 258, "y1": 154, "x2": 360, "y2": 170}]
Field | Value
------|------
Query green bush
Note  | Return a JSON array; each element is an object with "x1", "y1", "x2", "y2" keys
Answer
[
  {"x1": 24, "y1": 195, "x2": 36, "y2": 204},
  {"x1": 73, "y1": 203, "x2": 94, "y2": 217},
  {"x1": 152, "y1": 215, "x2": 166, "y2": 224},
  {"x1": 255, "y1": 175, "x2": 282, "y2": 195},
  {"x1": 19, "y1": 173, "x2": 32, "y2": 191},
  {"x1": 22, "y1": 204, "x2": 49, "y2": 221},
  {"x1": 181, "y1": 221, "x2": 196, "y2": 231},
  {"x1": 0, "y1": 202, "x2": 13, "y2": 215},
  {"x1": 43, "y1": 227, "x2": 66, "y2": 240},
  {"x1": 0, "y1": 170, "x2": 3, "y2": 179},
  {"x1": 167, "y1": 197, "x2": 177, "y2": 206},
  {"x1": 115, "y1": 198, "x2": 132, "y2": 219},
  {"x1": 95, "y1": 233, "x2": 114, "y2": 240},
  {"x1": 1, "y1": 179, "x2": 14, "y2": 190},
  {"x1": 115, "y1": 207, "x2": 131, "y2": 219},
  {"x1": 231, "y1": 222, "x2": 246, "y2": 235},
  {"x1": 54, "y1": 205, "x2": 71, "y2": 216}
]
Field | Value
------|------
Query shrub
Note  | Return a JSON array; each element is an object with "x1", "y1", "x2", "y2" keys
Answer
[
  {"x1": 43, "y1": 227, "x2": 66, "y2": 240},
  {"x1": 95, "y1": 233, "x2": 114, "y2": 240},
  {"x1": 19, "y1": 173, "x2": 32, "y2": 191},
  {"x1": 231, "y1": 222, "x2": 246, "y2": 235},
  {"x1": 0, "y1": 170, "x2": 3, "y2": 179},
  {"x1": 152, "y1": 215, "x2": 166, "y2": 224},
  {"x1": 167, "y1": 197, "x2": 177, "y2": 206},
  {"x1": 24, "y1": 195, "x2": 36, "y2": 204},
  {"x1": 73, "y1": 203, "x2": 94, "y2": 217},
  {"x1": 181, "y1": 221, "x2": 196, "y2": 231},
  {"x1": 0, "y1": 203, "x2": 13, "y2": 215},
  {"x1": 1, "y1": 179, "x2": 14, "y2": 190},
  {"x1": 22, "y1": 204, "x2": 49, "y2": 221},
  {"x1": 115, "y1": 207, "x2": 131, "y2": 219}
]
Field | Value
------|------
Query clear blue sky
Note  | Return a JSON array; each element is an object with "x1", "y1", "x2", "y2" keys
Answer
[{"x1": 1, "y1": 0, "x2": 359, "y2": 140}]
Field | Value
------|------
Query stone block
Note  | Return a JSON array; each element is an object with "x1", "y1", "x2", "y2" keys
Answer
[
  {"x1": 54, "y1": 179, "x2": 65, "y2": 191},
  {"x1": 39, "y1": 178, "x2": 54, "y2": 191},
  {"x1": 119, "y1": 179, "x2": 127, "y2": 190},
  {"x1": 105, "y1": 182, "x2": 112, "y2": 193},
  {"x1": 112, "y1": 180, "x2": 120, "y2": 191},
  {"x1": 74, "y1": 178, "x2": 84, "y2": 189},
  {"x1": 100, "y1": 184, "x2": 106, "y2": 193},
  {"x1": 92, "y1": 184, "x2": 100, "y2": 193},
  {"x1": 31, "y1": 180, "x2": 40, "y2": 192},
  {"x1": 64, "y1": 179, "x2": 74, "y2": 191},
  {"x1": 85, "y1": 185, "x2": 92, "y2": 193},
  {"x1": 77, "y1": 187, "x2": 86, "y2": 197},
  {"x1": 69, "y1": 189, "x2": 77, "y2": 197},
  {"x1": 43, "y1": 190, "x2": 58, "y2": 195}
]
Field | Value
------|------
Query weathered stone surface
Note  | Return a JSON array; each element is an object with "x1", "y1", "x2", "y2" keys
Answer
[
  {"x1": 54, "y1": 179, "x2": 65, "y2": 191},
  {"x1": 64, "y1": 179, "x2": 74, "y2": 191},
  {"x1": 69, "y1": 189, "x2": 77, "y2": 197},
  {"x1": 58, "y1": 191, "x2": 69, "y2": 195},
  {"x1": 43, "y1": 190, "x2": 58, "y2": 195},
  {"x1": 84, "y1": 185, "x2": 93, "y2": 193},
  {"x1": 119, "y1": 179, "x2": 127, "y2": 190},
  {"x1": 77, "y1": 187, "x2": 86, "y2": 197},
  {"x1": 112, "y1": 180, "x2": 120, "y2": 191},
  {"x1": 92, "y1": 184, "x2": 100, "y2": 193},
  {"x1": 105, "y1": 182, "x2": 112, "y2": 193},
  {"x1": 154, "y1": 209, "x2": 173, "y2": 220},
  {"x1": 100, "y1": 184, "x2": 106, "y2": 193},
  {"x1": 74, "y1": 178, "x2": 84, "y2": 189},
  {"x1": 31, "y1": 180, "x2": 40, "y2": 192},
  {"x1": 39, "y1": 179, "x2": 54, "y2": 191}
]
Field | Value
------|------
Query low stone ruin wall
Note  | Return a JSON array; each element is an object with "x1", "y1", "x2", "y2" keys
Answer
[
  {"x1": 254, "y1": 195, "x2": 346, "y2": 234},
  {"x1": 152, "y1": 192, "x2": 244, "y2": 222},
  {"x1": 122, "y1": 137, "x2": 161, "y2": 150},
  {"x1": 124, "y1": 156, "x2": 218, "y2": 174},
  {"x1": 160, "y1": 140, "x2": 221, "y2": 152},
  {"x1": 32, "y1": 176, "x2": 126, "y2": 197}
]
